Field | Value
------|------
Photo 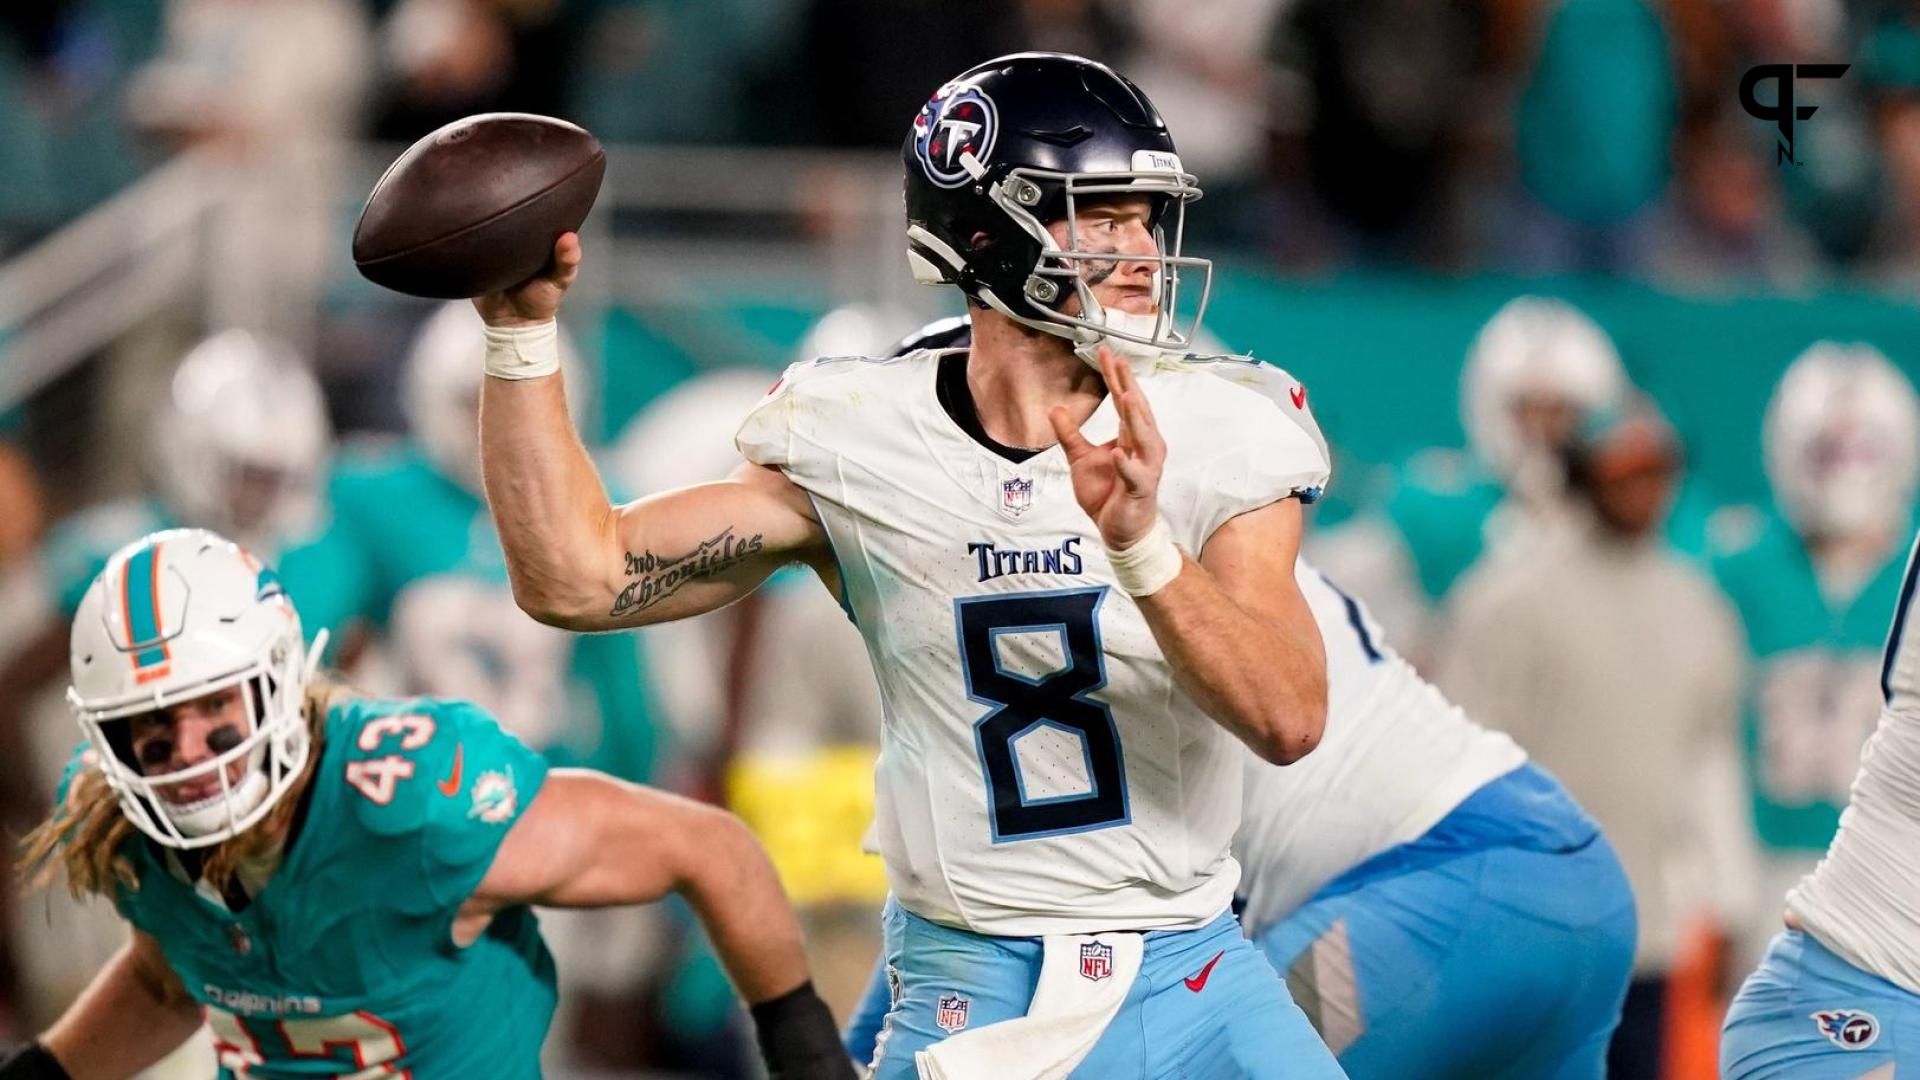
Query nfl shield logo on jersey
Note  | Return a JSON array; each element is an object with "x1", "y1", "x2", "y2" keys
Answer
[
  {"x1": 1080, "y1": 941, "x2": 1113, "y2": 982},
  {"x1": 1811, "y1": 1009, "x2": 1879, "y2": 1050},
  {"x1": 935, "y1": 993, "x2": 971, "y2": 1033},
  {"x1": 1001, "y1": 477, "x2": 1033, "y2": 518}
]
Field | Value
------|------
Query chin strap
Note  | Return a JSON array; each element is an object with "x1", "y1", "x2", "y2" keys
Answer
[
  {"x1": 1070, "y1": 309, "x2": 1188, "y2": 373},
  {"x1": 971, "y1": 280, "x2": 1190, "y2": 374}
]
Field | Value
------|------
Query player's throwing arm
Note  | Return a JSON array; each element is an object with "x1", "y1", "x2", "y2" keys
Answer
[
  {"x1": 342, "y1": 114, "x2": 826, "y2": 633},
  {"x1": 471, "y1": 234, "x2": 830, "y2": 632}
]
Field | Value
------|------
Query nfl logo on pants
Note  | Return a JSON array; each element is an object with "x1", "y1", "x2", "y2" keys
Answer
[
  {"x1": 936, "y1": 993, "x2": 971, "y2": 1033},
  {"x1": 1080, "y1": 941, "x2": 1113, "y2": 982}
]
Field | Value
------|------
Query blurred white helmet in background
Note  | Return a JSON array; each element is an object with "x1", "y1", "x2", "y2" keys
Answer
[
  {"x1": 791, "y1": 302, "x2": 926, "y2": 365},
  {"x1": 610, "y1": 369, "x2": 777, "y2": 499},
  {"x1": 152, "y1": 331, "x2": 332, "y2": 551},
  {"x1": 609, "y1": 301, "x2": 933, "y2": 498},
  {"x1": 1462, "y1": 297, "x2": 1628, "y2": 488},
  {"x1": 402, "y1": 302, "x2": 586, "y2": 494},
  {"x1": 1765, "y1": 341, "x2": 1920, "y2": 539},
  {"x1": 68, "y1": 529, "x2": 319, "y2": 849}
]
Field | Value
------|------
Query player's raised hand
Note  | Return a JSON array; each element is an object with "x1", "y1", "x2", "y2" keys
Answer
[
  {"x1": 1048, "y1": 347, "x2": 1166, "y2": 549},
  {"x1": 473, "y1": 233, "x2": 582, "y2": 328}
]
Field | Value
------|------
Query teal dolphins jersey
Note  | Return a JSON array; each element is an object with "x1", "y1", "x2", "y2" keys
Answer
[
  {"x1": 62, "y1": 696, "x2": 555, "y2": 1079},
  {"x1": 1381, "y1": 449, "x2": 1507, "y2": 602},
  {"x1": 276, "y1": 444, "x2": 656, "y2": 782},
  {"x1": 43, "y1": 497, "x2": 176, "y2": 618},
  {"x1": 1710, "y1": 509, "x2": 1917, "y2": 853}
]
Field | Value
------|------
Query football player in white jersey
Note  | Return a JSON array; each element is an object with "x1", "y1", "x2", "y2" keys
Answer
[
  {"x1": 845, "y1": 319, "x2": 1638, "y2": 1079},
  {"x1": 1720, "y1": 527, "x2": 1920, "y2": 1077},
  {"x1": 473, "y1": 51, "x2": 1344, "y2": 1079}
]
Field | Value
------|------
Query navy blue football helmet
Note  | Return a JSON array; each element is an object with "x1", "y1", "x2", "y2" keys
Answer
[{"x1": 902, "y1": 52, "x2": 1211, "y2": 363}]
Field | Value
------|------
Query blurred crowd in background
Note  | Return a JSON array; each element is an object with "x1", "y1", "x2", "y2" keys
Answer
[
  {"x1": 8, "y1": 0, "x2": 1920, "y2": 278},
  {"x1": 4, "y1": 1, "x2": 1920, "y2": 1078}
]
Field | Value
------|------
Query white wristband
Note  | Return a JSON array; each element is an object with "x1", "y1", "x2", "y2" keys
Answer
[
  {"x1": 1107, "y1": 517, "x2": 1183, "y2": 597},
  {"x1": 483, "y1": 319, "x2": 561, "y2": 380}
]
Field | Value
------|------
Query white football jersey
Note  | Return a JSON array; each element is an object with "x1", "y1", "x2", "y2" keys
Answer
[
  {"x1": 737, "y1": 348, "x2": 1330, "y2": 935},
  {"x1": 1787, "y1": 532, "x2": 1920, "y2": 994},
  {"x1": 1234, "y1": 565, "x2": 1527, "y2": 933}
]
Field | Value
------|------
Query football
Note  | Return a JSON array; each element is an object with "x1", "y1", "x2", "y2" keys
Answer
[{"x1": 352, "y1": 113, "x2": 606, "y2": 299}]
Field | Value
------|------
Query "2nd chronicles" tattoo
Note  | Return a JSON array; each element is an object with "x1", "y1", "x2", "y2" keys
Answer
[{"x1": 610, "y1": 527, "x2": 765, "y2": 617}]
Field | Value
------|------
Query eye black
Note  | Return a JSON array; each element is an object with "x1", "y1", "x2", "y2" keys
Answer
[{"x1": 207, "y1": 726, "x2": 244, "y2": 754}]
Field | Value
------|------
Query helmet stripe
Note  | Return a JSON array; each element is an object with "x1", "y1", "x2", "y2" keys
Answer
[{"x1": 121, "y1": 542, "x2": 172, "y2": 681}]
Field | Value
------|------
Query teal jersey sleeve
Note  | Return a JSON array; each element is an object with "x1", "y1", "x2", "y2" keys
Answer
[
  {"x1": 276, "y1": 520, "x2": 376, "y2": 646},
  {"x1": 51, "y1": 740, "x2": 99, "y2": 810},
  {"x1": 276, "y1": 461, "x2": 387, "y2": 643},
  {"x1": 334, "y1": 697, "x2": 550, "y2": 913},
  {"x1": 1381, "y1": 450, "x2": 1504, "y2": 602}
]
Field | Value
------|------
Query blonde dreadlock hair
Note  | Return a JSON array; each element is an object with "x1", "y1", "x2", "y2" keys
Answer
[{"x1": 17, "y1": 675, "x2": 354, "y2": 900}]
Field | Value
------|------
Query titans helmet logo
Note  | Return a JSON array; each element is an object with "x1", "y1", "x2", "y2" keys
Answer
[{"x1": 914, "y1": 85, "x2": 998, "y2": 189}]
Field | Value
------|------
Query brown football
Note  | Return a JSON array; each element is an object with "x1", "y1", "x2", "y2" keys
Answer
[{"x1": 352, "y1": 113, "x2": 606, "y2": 299}]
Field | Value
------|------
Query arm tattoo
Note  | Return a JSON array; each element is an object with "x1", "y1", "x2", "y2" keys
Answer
[{"x1": 611, "y1": 527, "x2": 766, "y2": 617}]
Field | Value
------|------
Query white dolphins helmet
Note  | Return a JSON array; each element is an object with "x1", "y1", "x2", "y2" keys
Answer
[
  {"x1": 1765, "y1": 342, "x2": 1920, "y2": 538},
  {"x1": 67, "y1": 530, "x2": 324, "y2": 849},
  {"x1": 152, "y1": 331, "x2": 332, "y2": 549},
  {"x1": 402, "y1": 302, "x2": 585, "y2": 493},
  {"x1": 1462, "y1": 297, "x2": 1628, "y2": 484}
]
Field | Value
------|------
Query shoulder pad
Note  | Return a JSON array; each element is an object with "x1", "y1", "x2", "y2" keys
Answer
[
  {"x1": 1175, "y1": 355, "x2": 1329, "y2": 488},
  {"x1": 330, "y1": 695, "x2": 548, "y2": 912},
  {"x1": 738, "y1": 351, "x2": 930, "y2": 473},
  {"x1": 759, "y1": 352, "x2": 896, "y2": 398},
  {"x1": 887, "y1": 316, "x2": 969, "y2": 358},
  {"x1": 335, "y1": 697, "x2": 486, "y2": 838}
]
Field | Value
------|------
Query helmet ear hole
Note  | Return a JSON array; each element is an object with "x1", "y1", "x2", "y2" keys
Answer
[
  {"x1": 103, "y1": 718, "x2": 141, "y2": 773},
  {"x1": 250, "y1": 673, "x2": 273, "y2": 729},
  {"x1": 1146, "y1": 195, "x2": 1172, "y2": 232}
]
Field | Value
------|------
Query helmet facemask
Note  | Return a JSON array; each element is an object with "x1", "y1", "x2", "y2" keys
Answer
[
  {"x1": 70, "y1": 621, "x2": 320, "y2": 851},
  {"x1": 911, "y1": 159, "x2": 1212, "y2": 371}
]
